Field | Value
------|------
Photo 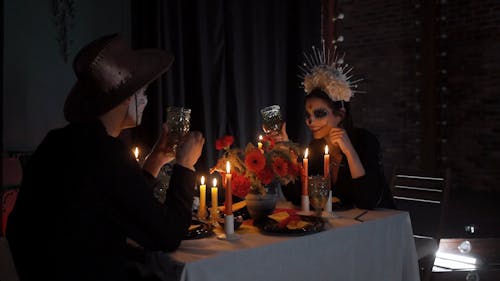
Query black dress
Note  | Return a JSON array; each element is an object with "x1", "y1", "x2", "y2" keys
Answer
[
  {"x1": 282, "y1": 128, "x2": 395, "y2": 210},
  {"x1": 6, "y1": 121, "x2": 195, "y2": 281}
]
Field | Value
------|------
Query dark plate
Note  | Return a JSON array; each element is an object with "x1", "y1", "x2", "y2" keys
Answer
[
  {"x1": 256, "y1": 215, "x2": 325, "y2": 236},
  {"x1": 184, "y1": 219, "x2": 214, "y2": 240}
]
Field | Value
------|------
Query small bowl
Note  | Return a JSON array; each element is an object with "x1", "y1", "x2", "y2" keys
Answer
[{"x1": 218, "y1": 215, "x2": 244, "y2": 230}]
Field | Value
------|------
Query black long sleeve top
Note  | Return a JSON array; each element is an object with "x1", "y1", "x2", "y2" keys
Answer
[
  {"x1": 282, "y1": 128, "x2": 395, "y2": 210},
  {"x1": 7, "y1": 120, "x2": 195, "y2": 281}
]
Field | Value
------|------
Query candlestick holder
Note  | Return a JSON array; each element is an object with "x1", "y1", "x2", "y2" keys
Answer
[
  {"x1": 210, "y1": 207, "x2": 219, "y2": 226},
  {"x1": 301, "y1": 195, "x2": 310, "y2": 212},
  {"x1": 217, "y1": 214, "x2": 241, "y2": 241},
  {"x1": 197, "y1": 207, "x2": 208, "y2": 221}
]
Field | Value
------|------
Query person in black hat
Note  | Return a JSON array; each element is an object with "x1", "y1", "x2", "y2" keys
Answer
[{"x1": 6, "y1": 34, "x2": 205, "y2": 281}]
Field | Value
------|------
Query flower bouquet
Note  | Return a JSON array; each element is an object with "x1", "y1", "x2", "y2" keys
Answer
[{"x1": 210, "y1": 135, "x2": 301, "y2": 198}]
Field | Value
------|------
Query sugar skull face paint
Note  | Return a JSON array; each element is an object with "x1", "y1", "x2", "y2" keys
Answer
[{"x1": 305, "y1": 97, "x2": 342, "y2": 139}]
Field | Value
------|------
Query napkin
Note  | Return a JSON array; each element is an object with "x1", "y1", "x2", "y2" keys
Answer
[{"x1": 268, "y1": 210, "x2": 311, "y2": 229}]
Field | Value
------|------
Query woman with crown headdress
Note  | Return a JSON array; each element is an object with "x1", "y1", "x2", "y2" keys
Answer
[{"x1": 270, "y1": 44, "x2": 395, "y2": 210}]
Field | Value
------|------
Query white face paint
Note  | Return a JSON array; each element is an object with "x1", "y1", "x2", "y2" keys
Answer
[
  {"x1": 125, "y1": 87, "x2": 148, "y2": 127},
  {"x1": 304, "y1": 97, "x2": 342, "y2": 139}
]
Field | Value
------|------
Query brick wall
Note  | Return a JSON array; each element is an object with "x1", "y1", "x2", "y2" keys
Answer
[{"x1": 333, "y1": 0, "x2": 500, "y2": 192}]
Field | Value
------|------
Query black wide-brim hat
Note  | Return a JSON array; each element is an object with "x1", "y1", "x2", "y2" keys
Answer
[{"x1": 64, "y1": 34, "x2": 174, "y2": 122}]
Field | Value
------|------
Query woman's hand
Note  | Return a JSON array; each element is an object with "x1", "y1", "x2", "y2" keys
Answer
[
  {"x1": 327, "y1": 127, "x2": 354, "y2": 156},
  {"x1": 327, "y1": 127, "x2": 365, "y2": 179},
  {"x1": 265, "y1": 122, "x2": 289, "y2": 143}
]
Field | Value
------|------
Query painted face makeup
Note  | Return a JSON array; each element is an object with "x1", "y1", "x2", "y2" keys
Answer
[
  {"x1": 126, "y1": 87, "x2": 148, "y2": 127},
  {"x1": 305, "y1": 97, "x2": 341, "y2": 139},
  {"x1": 305, "y1": 108, "x2": 329, "y2": 120}
]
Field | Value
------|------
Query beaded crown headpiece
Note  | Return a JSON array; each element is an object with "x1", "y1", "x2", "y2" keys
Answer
[{"x1": 299, "y1": 41, "x2": 363, "y2": 106}]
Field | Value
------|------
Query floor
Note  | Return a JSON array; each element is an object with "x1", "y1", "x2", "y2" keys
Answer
[
  {"x1": 441, "y1": 189, "x2": 500, "y2": 238},
  {"x1": 430, "y1": 189, "x2": 500, "y2": 281}
]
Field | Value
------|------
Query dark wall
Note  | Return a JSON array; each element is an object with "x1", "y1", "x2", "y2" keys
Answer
[
  {"x1": 334, "y1": 0, "x2": 500, "y2": 192},
  {"x1": 2, "y1": 0, "x2": 130, "y2": 153}
]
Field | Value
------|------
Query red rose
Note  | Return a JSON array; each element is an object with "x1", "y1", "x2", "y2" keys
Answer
[
  {"x1": 215, "y1": 139, "x2": 225, "y2": 150},
  {"x1": 222, "y1": 135, "x2": 234, "y2": 147},
  {"x1": 215, "y1": 135, "x2": 235, "y2": 150}
]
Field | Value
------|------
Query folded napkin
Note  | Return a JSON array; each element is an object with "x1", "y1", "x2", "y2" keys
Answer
[
  {"x1": 216, "y1": 201, "x2": 246, "y2": 212},
  {"x1": 268, "y1": 209, "x2": 311, "y2": 229}
]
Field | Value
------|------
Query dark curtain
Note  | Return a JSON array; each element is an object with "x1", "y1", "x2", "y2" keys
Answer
[{"x1": 131, "y1": 0, "x2": 321, "y2": 172}]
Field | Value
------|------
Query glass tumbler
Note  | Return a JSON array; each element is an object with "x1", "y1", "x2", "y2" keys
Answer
[
  {"x1": 165, "y1": 106, "x2": 191, "y2": 157},
  {"x1": 308, "y1": 175, "x2": 330, "y2": 217},
  {"x1": 260, "y1": 105, "x2": 283, "y2": 134}
]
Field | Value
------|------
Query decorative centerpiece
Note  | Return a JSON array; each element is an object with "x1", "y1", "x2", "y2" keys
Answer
[{"x1": 211, "y1": 135, "x2": 301, "y2": 222}]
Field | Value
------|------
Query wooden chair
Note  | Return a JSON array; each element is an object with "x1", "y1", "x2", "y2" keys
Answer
[{"x1": 391, "y1": 168, "x2": 451, "y2": 281}]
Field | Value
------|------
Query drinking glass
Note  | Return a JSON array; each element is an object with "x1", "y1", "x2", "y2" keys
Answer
[
  {"x1": 308, "y1": 175, "x2": 330, "y2": 217},
  {"x1": 260, "y1": 105, "x2": 283, "y2": 134},
  {"x1": 165, "y1": 106, "x2": 191, "y2": 157}
]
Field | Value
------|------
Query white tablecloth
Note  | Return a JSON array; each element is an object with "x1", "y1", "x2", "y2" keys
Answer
[{"x1": 159, "y1": 208, "x2": 420, "y2": 281}]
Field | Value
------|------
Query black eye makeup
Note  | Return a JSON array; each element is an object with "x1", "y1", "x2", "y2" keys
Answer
[{"x1": 305, "y1": 108, "x2": 329, "y2": 120}]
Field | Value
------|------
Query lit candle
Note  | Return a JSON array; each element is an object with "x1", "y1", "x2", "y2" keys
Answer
[
  {"x1": 133, "y1": 146, "x2": 140, "y2": 162},
  {"x1": 225, "y1": 161, "x2": 233, "y2": 215},
  {"x1": 324, "y1": 145, "x2": 330, "y2": 179},
  {"x1": 198, "y1": 176, "x2": 207, "y2": 219},
  {"x1": 211, "y1": 178, "x2": 218, "y2": 224},
  {"x1": 257, "y1": 135, "x2": 263, "y2": 150},
  {"x1": 302, "y1": 148, "x2": 309, "y2": 195},
  {"x1": 324, "y1": 145, "x2": 332, "y2": 213}
]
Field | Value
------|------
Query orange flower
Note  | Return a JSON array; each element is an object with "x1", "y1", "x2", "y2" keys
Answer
[
  {"x1": 232, "y1": 173, "x2": 251, "y2": 198},
  {"x1": 257, "y1": 167, "x2": 274, "y2": 185},
  {"x1": 244, "y1": 149, "x2": 266, "y2": 172},
  {"x1": 272, "y1": 157, "x2": 289, "y2": 177}
]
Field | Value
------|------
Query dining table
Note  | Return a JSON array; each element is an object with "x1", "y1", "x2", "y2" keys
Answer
[{"x1": 150, "y1": 204, "x2": 420, "y2": 281}]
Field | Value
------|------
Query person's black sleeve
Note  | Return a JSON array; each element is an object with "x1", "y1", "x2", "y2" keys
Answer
[
  {"x1": 103, "y1": 153, "x2": 194, "y2": 252},
  {"x1": 350, "y1": 131, "x2": 385, "y2": 209}
]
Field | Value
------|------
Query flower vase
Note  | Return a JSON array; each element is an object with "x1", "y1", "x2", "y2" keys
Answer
[{"x1": 245, "y1": 184, "x2": 278, "y2": 223}]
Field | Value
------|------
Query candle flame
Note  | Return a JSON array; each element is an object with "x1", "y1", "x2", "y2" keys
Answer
[
  {"x1": 201, "y1": 176, "x2": 205, "y2": 185},
  {"x1": 258, "y1": 135, "x2": 263, "y2": 141},
  {"x1": 213, "y1": 178, "x2": 217, "y2": 187},
  {"x1": 325, "y1": 145, "x2": 329, "y2": 155},
  {"x1": 304, "y1": 148, "x2": 309, "y2": 159},
  {"x1": 226, "y1": 161, "x2": 231, "y2": 173},
  {"x1": 133, "y1": 147, "x2": 139, "y2": 159}
]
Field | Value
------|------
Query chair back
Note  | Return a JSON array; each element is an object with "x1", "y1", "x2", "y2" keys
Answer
[{"x1": 391, "y1": 169, "x2": 450, "y2": 239}]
